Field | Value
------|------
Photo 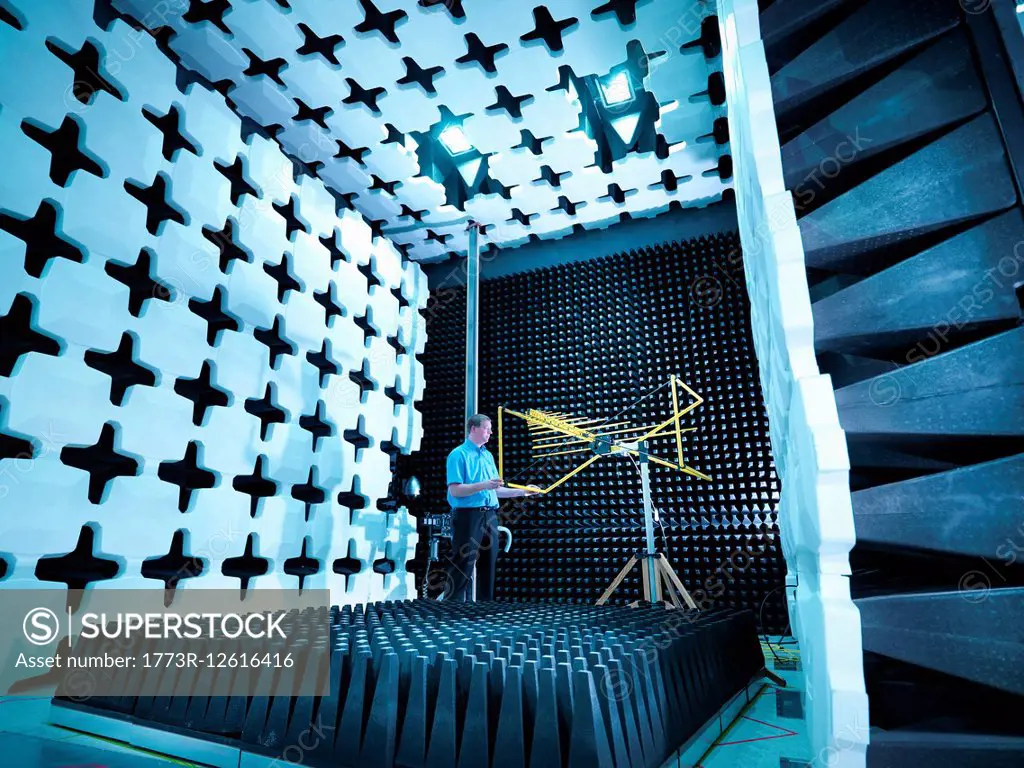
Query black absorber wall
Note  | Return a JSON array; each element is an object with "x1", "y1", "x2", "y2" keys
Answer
[{"x1": 406, "y1": 233, "x2": 788, "y2": 634}]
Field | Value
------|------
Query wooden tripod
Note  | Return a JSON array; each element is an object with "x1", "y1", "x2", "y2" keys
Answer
[{"x1": 597, "y1": 552, "x2": 698, "y2": 610}]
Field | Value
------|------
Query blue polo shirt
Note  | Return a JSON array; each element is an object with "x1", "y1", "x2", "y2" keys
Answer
[{"x1": 446, "y1": 438, "x2": 499, "y2": 508}]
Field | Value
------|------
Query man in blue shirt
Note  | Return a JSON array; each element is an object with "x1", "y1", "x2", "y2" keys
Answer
[{"x1": 443, "y1": 413, "x2": 539, "y2": 601}]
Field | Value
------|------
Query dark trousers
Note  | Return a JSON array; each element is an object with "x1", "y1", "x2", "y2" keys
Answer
[{"x1": 445, "y1": 506, "x2": 499, "y2": 601}]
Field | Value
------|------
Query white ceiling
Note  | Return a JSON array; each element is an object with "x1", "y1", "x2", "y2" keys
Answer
[{"x1": 111, "y1": 0, "x2": 728, "y2": 262}]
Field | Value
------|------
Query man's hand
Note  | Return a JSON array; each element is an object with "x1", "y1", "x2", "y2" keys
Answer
[
  {"x1": 523, "y1": 485, "x2": 542, "y2": 496},
  {"x1": 482, "y1": 477, "x2": 502, "y2": 491}
]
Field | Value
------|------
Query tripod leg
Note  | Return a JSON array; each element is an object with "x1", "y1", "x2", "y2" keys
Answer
[
  {"x1": 658, "y1": 554, "x2": 699, "y2": 611},
  {"x1": 661, "y1": 566, "x2": 683, "y2": 610},
  {"x1": 641, "y1": 557, "x2": 651, "y2": 603},
  {"x1": 598, "y1": 555, "x2": 637, "y2": 605}
]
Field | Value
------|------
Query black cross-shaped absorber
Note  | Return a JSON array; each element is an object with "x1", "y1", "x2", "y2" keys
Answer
[
  {"x1": 264, "y1": 252, "x2": 304, "y2": 302},
  {"x1": 82, "y1": 331, "x2": 158, "y2": 406},
  {"x1": 221, "y1": 533, "x2": 270, "y2": 594},
  {"x1": 46, "y1": 39, "x2": 123, "y2": 105},
  {"x1": 292, "y1": 467, "x2": 327, "y2": 522},
  {"x1": 158, "y1": 440, "x2": 217, "y2": 512},
  {"x1": 124, "y1": 172, "x2": 187, "y2": 235},
  {"x1": 203, "y1": 217, "x2": 254, "y2": 274},
  {"x1": 214, "y1": 155, "x2": 259, "y2": 205},
  {"x1": 254, "y1": 315, "x2": 297, "y2": 368},
  {"x1": 307, "y1": 339, "x2": 341, "y2": 387},
  {"x1": 141, "y1": 529, "x2": 206, "y2": 590},
  {"x1": 189, "y1": 286, "x2": 241, "y2": 346},
  {"x1": 60, "y1": 422, "x2": 141, "y2": 504},
  {"x1": 174, "y1": 359, "x2": 230, "y2": 426},
  {"x1": 143, "y1": 104, "x2": 199, "y2": 161},
  {"x1": 0, "y1": 200, "x2": 84, "y2": 278},
  {"x1": 35, "y1": 525, "x2": 120, "y2": 589},
  {"x1": 245, "y1": 383, "x2": 288, "y2": 441},
  {"x1": 233, "y1": 455, "x2": 279, "y2": 518},
  {"x1": 0, "y1": 293, "x2": 62, "y2": 376},
  {"x1": 314, "y1": 282, "x2": 345, "y2": 325},
  {"x1": 21, "y1": 115, "x2": 104, "y2": 187},
  {"x1": 299, "y1": 399, "x2": 334, "y2": 451},
  {"x1": 296, "y1": 22, "x2": 344, "y2": 66},
  {"x1": 104, "y1": 248, "x2": 175, "y2": 317},
  {"x1": 284, "y1": 537, "x2": 321, "y2": 591}
]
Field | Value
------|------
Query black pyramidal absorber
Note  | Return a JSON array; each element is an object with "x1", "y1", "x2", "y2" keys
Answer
[
  {"x1": 141, "y1": 530, "x2": 205, "y2": 590},
  {"x1": 35, "y1": 525, "x2": 120, "y2": 589},
  {"x1": 56, "y1": 602, "x2": 765, "y2": 768},
  {"x1": 59, "y1": 422, "x2": 140, "y2": 504},
  {"x1": 84, "y1": 332, "x2": 158, "y2": 405}
]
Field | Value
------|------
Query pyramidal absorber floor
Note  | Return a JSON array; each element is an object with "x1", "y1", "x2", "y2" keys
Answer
[{"x1": 53, "y1": 600, "x2": 765, "y2": 768}]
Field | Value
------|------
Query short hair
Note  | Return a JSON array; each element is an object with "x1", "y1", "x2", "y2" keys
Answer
[{"x1": 466, "y1": 414, "x2": 491, "y2": 433}]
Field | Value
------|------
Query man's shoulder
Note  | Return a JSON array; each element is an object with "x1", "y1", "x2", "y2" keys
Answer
[{"x1": 447, "y1": 442, "x2": 468, "y2": 459}]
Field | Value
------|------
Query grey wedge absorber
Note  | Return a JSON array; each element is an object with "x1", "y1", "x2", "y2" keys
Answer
[
  {"x1": 833, "y1": 326, "x2": 1024, "y2": 438},
  {"x1": 759, "y1": 0, "x2": 855, "y2": 71},
  {"x1": 771, "y1": 0, "x2": 961, "y2": 126},
  {"x1": 781, "y1": 29, "x2": 987, "y2": 192},
  {"x1": 856, "y1": 587, "x2": 1024, "y2": 696},
  {"x1": 799, "y1": 113, "x2": 1018, "y2": 273},
  {"x1": 852, "y1": 453, "x2": 1024, "y2": 558},
  {"x1": 812, "y1": 208, "x2": 1024, "y2": 355}
]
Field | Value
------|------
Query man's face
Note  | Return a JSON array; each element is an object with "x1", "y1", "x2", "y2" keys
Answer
[{"x1": 471, "y1": 420, "x2": 492, "y2": 444}]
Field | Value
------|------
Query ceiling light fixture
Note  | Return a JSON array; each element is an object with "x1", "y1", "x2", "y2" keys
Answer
[
  {"x1": 439, "y1": 125, "x2": 473, "y2": 156},
  {"x1": 599, "y1": 70, "x2": 634, "y2": 107}
]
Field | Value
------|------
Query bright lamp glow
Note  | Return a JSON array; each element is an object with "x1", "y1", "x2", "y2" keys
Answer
[
  {"x1": 600, "y1": 71, "x2": 634, "y2": 106},
  {"x1": 439, "y1": 125, "x2": 473, "y2": 156}
]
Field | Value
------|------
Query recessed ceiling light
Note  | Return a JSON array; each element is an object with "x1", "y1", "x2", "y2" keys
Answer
[
  {"x1": 439, "y1": 125, "x2": 473, "y2": 156},
  {"x1": 600, "y1": 71, "x2": 633, "y2": 106}
]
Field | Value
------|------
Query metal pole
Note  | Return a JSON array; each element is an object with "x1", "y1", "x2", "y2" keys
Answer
[
  {"x1": 465, "y1": 221, "x2": 480, "y2": 602},
  {"x1": 638, "y1": 443, "x2": 660, "y2": 603},
  {"x1": 465, "y1": 222, "x2": 479, "y2": 425}
]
